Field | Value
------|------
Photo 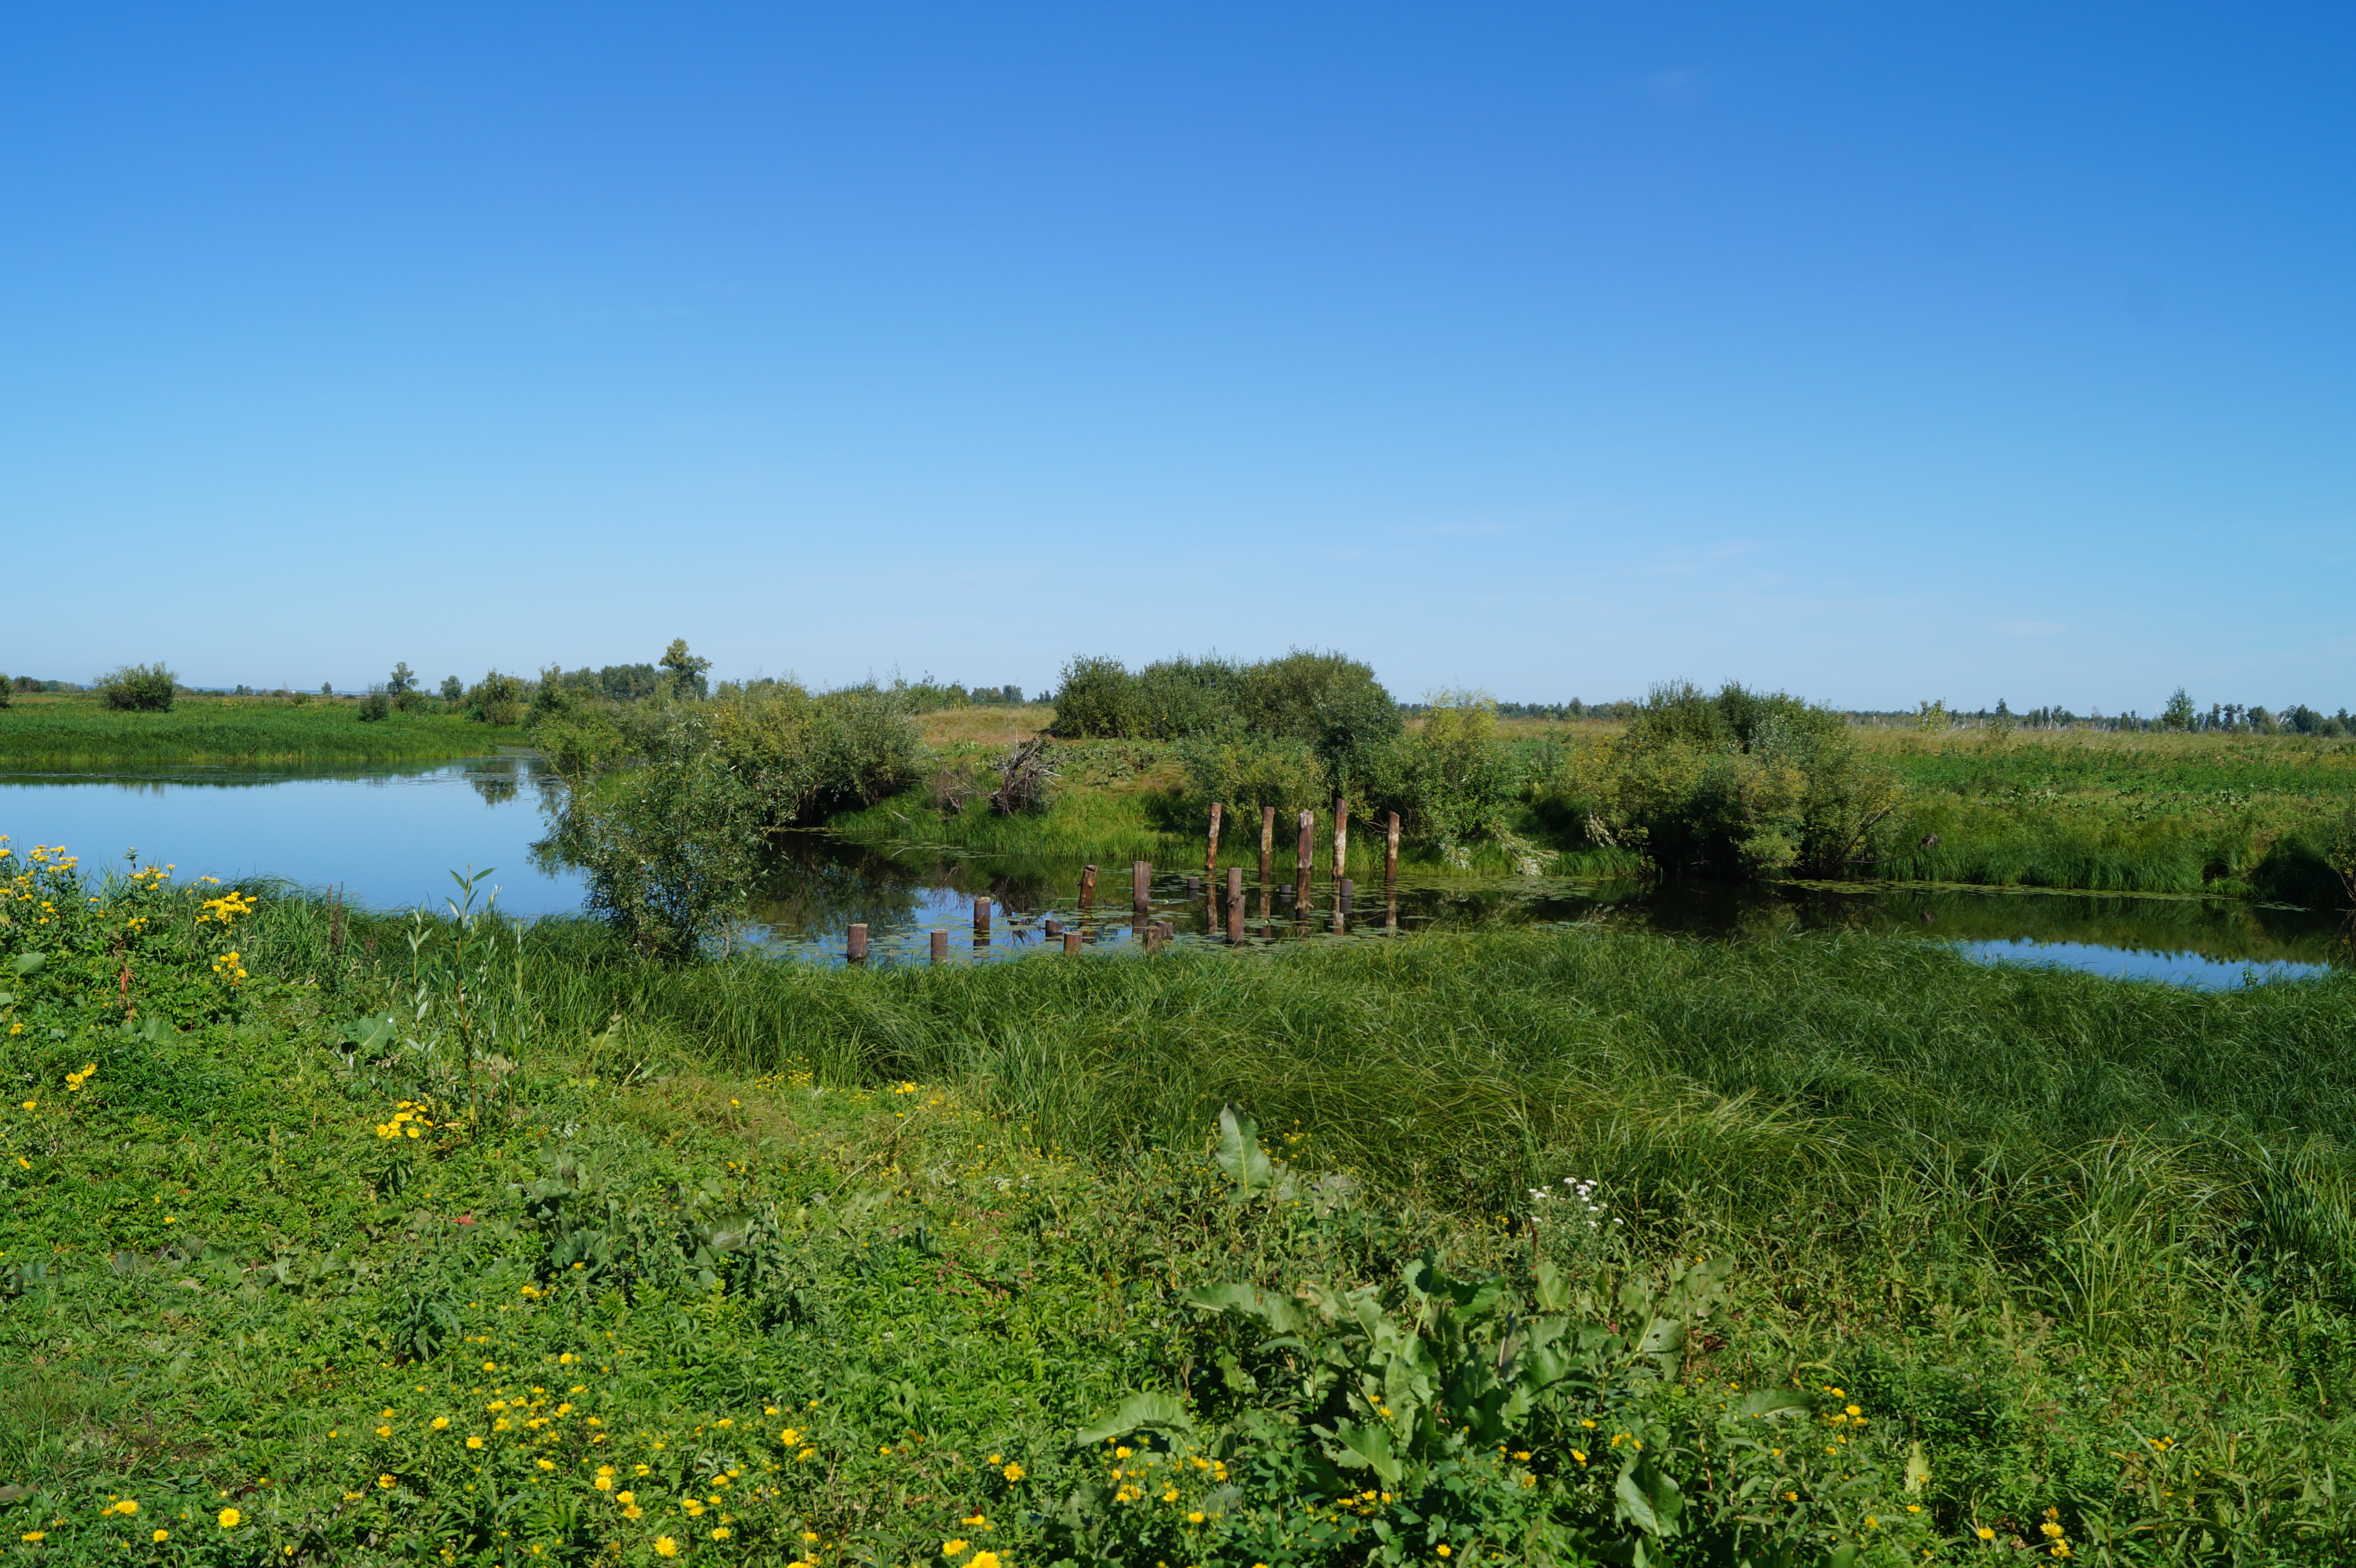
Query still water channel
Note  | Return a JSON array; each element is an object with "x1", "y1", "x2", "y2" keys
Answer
[{"x1": 1, "y1": 759, "x2": 2344, "y2": 988}]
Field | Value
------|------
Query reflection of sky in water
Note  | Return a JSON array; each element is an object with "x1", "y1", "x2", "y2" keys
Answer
[
  {"x1": 1956, "y1": 938, "x2": 2329, "y2": 989},
  {"x1": 0, "y1": 761, "x2": 585, "y2": 916}
]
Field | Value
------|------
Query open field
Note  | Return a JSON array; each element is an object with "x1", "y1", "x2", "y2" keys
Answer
[
  {"x1": 7, "y1": 848, "x2": 2356, "y2": 1562},
  {"x1": 0, "y1": 696, "x2": 498, "y2": 769}
]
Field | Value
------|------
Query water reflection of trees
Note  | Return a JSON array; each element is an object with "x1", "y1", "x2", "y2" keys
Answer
[{"x1": 531, "y1": 819, "x2": 2352, "y2": 974}]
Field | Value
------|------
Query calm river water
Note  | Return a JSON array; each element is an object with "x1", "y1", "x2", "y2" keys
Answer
[{"x1": 1, "y1": 759, "x2": 2344, "y2": 988}]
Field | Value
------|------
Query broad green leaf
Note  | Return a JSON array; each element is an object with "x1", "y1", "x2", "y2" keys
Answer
[
  {"x1": 1636, "y1": 1315, "x2": 1686, "y2": 1357},
  {"x1": 1214, "y1": 1104, "x2": 1272, "y2": 1198},
  {"x1": 12, "y1": 951, "x2": 45, "y2": 976},
  {"x1": 1074, "y1": 1391, "x2": 1194, "y2": 1447},
  {"x1": 1320, "y1": 1419, "x2": 1403, "y2": 1484},
  {"x1": 1905, "y1": 1440, "x2": 1932, "y2": 1493},
  {"x1": 1736, "y1": 1388, "x2": 1812, "y2": 1419},
  {"x1": 1178, "y1": 1282, "x2": 1304, "y2": 1334}
]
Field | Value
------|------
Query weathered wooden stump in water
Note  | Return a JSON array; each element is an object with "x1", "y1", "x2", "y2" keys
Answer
[
  {"x1": 1386, "y1": 811, "x2": 1400, "y2": 885},
  {"x1": 1184, "y1": 875, "x2": 1200, "y2": 898},
  {"x1": 1080, "y1": 864, "x2": 1097, "y2": 906},
  {"x1": 1296, "y1": 809, "x2": 1314, "y2": 874},
  {"x1": 848, "y1": 923, "x2": 869, "y2": 961},
  {"x1": 1132, "y1": 860, "x2": 1151, "y2": 910},
  {"x1": 929, "y1": 929, "x2": 947, "y2": 961},
  {"x1": 1063, "y1": 929, "x2": 1082, "y2": 954},
  {"x1": 1333, "y1": 796, "x2": 1349, "y2": 879},
  {"x1": 973, "y1": 896, "x2": 991, "y2": 933},
  {"x1": 1260, "y1": 805, "x2": 1276, "y2": 880},
  {"x1": 1207, "y1": 801, "x2": 1222, "y2": 872},
  {"x1": 1226, "y1": 866, "x2": 1243, "y2": 904},
  {"x1": 1044, "y1": 917, "x2": 1063, "y2": 937}
]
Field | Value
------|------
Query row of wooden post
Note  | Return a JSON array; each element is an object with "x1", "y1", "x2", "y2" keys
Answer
[{"x1": 849, "y1": 799, "x2": 1400, "y2": 961}]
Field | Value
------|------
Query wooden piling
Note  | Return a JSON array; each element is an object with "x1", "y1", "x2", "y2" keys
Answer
[
  {"x1": 1296, "y1": 809, "x2": 1314, "y2": 873},
  {"x1": 1226, "y1": 866, "x2": 1243, "y2": 905},
  {"x1": 1143, "y1": 923, "x2": 1162, "y2": 955},
  {"x1": 847, "y1": 923, "x2": 869, "y2": 961},
  {"x1": 973, "y1": 895, "x2": 991, "y2": 933},
  {"x1": 1080, "y1": 864, "x2": 1097, "y2": 906},
  {"x1": 1184, "y1": 875, "x2": 1200, "y2": 898},
  {"x1": 1206, "y1": 802, "x2": 1222, "y2": 872},
  {"x1": 1044, "y1": 916, "x2": 1062, "y2": 937},
  {"x1": 1260, "y1": 804, "x2": 1276, "y2": 880},
  {"x1": 1333, "y1": 796, "x2": 1349, "y2": 879},
  {"x1": 1133, "y1": 860, "x2": 1151, "y2": 910},
  {"x1": 929, "y1": 929, "x2": 947, "y2": 962},
  {"x1": 1062, "y1": 929, "x2": 1082, "y2": 954},
  {"x1": 1338, "y1": 876, "x2": 1354, "y2": 908},
  {"x1": 1386, "y1": 810, "x2": 1400, "y2": 885},
  {"x1": 1227, "y1": 893, "x2": 1244, "y2": 943}
]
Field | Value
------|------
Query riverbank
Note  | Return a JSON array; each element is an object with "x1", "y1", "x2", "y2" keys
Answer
[
  {"x1": 0, "y1": 695, "x2": 500, "y2": 768},
  {"x1": 6, "y1": 860, "x2": 2356, "y2": 1561}
]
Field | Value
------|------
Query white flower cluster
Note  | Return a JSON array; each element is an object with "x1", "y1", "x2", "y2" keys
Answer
[{"x1": 1527, "y1": 1176, "x2": 1621, "y2": 1229}]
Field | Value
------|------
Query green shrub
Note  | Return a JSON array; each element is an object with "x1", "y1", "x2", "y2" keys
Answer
[
  {"x1": 1564, "y1": 682, "x2": 1903, "y2": 879},
  {"x1": 547, "y1": 711, "x2": 766, "y2": 959},
  {"x1": 94, "y1": 661, "x2": 177, "y2": 712},
  {"x1": 1176, "y1": 728, "x2": 1330, "y2": 819},
  {"x1": 357, "y1": 689, "x2": 392, "y2": 723},
  {"x1": 1048, "y1": 654, "x2": 1139, "y2": 737},
  {"x1": 465, "y1": 670, "x2": 529, "y2": 726},
  {"x1": 0, "y1": 674, "x2": 10, "y2": 709},
  {"x1": 1369, "y1": 690, "x2": 1523, "y2": 857}
]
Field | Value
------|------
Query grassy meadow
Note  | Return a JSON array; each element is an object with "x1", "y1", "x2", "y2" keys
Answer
[
  {"x1": 8, "y1": 837, "x2": 2356, "y2": 1564},
  {"x1": 0, "y1": 696, "x2": 495, "y2": 770}
]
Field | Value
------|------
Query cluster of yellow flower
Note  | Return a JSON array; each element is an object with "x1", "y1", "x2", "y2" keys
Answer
[
  {"x1": 64, "y1": 1062, "x2": 98, "y2": 1092},
  {"x1": 940, "y1": 1542, "x2": 1002, "y2": 1568},
  {"x1": 375, "y1": 1101, "x2": 433, "y2": 1140},
  {"x1": 196, "y1": 888, "x2": 257, "y2": 925},
  {"x1": 210, "y1": 949, "x2": 248, "y2": 986}
]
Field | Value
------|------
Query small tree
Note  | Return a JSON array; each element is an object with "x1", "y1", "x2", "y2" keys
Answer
[
  {"x1": 1914, "y1": 699, "x2": 1949, "y2": 731},
  {"x1": 96, "y1": 663, "x2": 177, "y2": 712},
  {"x1": 465, "y1": 671, "x2": 529, "y2": 726},
  {"x1": 2162, "y1": 687, "x2": 2196, "y2": 731},
  {"x1": 0, "y1": 674, "x2": 10, "y2": 710},
  {"x1": 320, "y1": 682, "x2": 334, "y2": 698},
  {"x1": 388, "y1": 662, "x2": 417, "y2": 697},
  {"x1": 659, "y1": 639, "x2": 712, "y2": 701},
  {"x1": 440, "y1": 675, "x2": 463, "y2": 702}
]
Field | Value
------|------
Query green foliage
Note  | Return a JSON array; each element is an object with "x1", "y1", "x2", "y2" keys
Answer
[
  {"x1": 1364, "y1": 690, "x2": 1529, "y2": 865},
  {"x1": 2162, "y1": 687, "x2": 2196, "y2": 731},
  {"x1": 357, "y1": 688, "x2": 393, "y2": 722},
  {"x1": 0, "y1": 675, "x2": 10, "y2": 710},
  {"x1": 543, "y1": 684, "x2": 920, "y2": 955},
  {"x1": 1047, "y1": 653, "x2": 1139, "y2": 737},
  {"x1": 1176, "y1": 729, "x2": 1330, "y2": 820},
  {"x1": 94, "y1": 661, "x2": 177, "y2": 712},
  {"x1": 2324, "y1": 805, "x2": 2356, "y2": 906},
  {"x1": 659, "y1": 637, "x2": 711, "y2": 701},
  {"x1": 464, "y1": 670, "x2": 529, "y2": 726},
  {"x1": 548, "y1": 711, "x2": 766, "y2": 959},
  {"x1": 439, "y1": 674, "x2": 463, "y2": 702},
  {"x1": 1564, "y1": 682, "x2": 1903, "y2": 879}
]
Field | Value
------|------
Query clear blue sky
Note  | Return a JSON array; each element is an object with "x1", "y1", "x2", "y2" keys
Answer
[{"x1": 5, "y1": 5, "x2": 2348, "y2": 713}]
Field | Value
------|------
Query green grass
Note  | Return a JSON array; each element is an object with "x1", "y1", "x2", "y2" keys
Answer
[
  {"x1": 0, "y1": 697, "x2": 500, "y2": 768},
  {"x1": 12, "y1": 850, "x2": 2356, "y2": 1561},
  {"x1": 1868, "y1": 731, "x2": 2356, "y2": 905}
]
